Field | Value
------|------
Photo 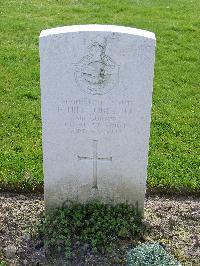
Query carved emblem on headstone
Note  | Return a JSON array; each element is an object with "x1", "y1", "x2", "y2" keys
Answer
[{"x1": 74, "y1": 40, "x2": 119, "y2": 95}]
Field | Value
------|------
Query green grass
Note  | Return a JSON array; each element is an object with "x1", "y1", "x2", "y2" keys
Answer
[{"x1": 0, "y1": 0, "x2": 199, "y2": 193}]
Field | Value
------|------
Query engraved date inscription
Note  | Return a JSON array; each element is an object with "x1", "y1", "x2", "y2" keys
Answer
[{"x1": 58, "y1": 98, "x2": 133, "y2": 135}]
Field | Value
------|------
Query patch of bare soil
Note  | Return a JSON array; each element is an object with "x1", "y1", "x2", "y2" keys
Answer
[
  {"x1": 0, "y1": 193, "x2": 199, "y2": 265},
  {"x1": 144, "y1": 195, "x2": 200, "y2": 265}
]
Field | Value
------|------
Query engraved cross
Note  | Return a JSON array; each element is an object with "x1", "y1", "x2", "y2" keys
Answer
[{"x1": 78, "y1": 140, "x2": 112, "y2": 189}]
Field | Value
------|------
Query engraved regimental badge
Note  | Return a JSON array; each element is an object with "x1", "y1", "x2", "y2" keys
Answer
[{"x1": 74, "y1": 40, "x2": 119, "y2": 95}]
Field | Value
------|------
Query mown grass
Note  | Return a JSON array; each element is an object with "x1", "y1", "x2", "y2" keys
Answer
[{"x1": 0, "y1": 0, "x2": 199, "y2": 193}]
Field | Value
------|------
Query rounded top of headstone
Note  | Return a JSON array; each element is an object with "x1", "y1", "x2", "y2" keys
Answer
[{"x1": 40, "y1": 24, "x2": 155, "y2": 40}]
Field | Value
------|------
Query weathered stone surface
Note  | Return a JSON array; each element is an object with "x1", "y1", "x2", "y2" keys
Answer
[{"x1": 40, "y1": 25, "x2": 156, "y2": 211}]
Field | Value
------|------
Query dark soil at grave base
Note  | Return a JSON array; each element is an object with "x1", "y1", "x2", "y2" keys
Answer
[
  {"x1": 0, "y1": 193, "x2": 199, "y2": 266},
  {"x1": 1, "y1": 183, "x2": 200, "y2": 198}
]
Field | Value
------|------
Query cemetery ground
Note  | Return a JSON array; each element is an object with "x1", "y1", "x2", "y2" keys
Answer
[
  {"x1": 0, "y1": 0, "x2": 199, "y2": 265},
  {"x1": 0, "y1": 193, "x2": 199, "y2": 265}
]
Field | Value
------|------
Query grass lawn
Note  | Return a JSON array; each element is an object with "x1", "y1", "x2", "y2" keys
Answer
[{"x1": 0, "y1": 0, "x2": 199, "y2": 193}]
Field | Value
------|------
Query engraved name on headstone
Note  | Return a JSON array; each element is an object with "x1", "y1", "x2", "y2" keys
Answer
[{"x1": 40, "y1": 25, "x2": 156, "y2": 211}]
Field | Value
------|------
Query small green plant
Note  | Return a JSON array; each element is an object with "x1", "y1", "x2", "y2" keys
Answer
[
  {"x1": 125, "y1": 243, "x2": 181, "y2": 266},
  {"x1": 37, "y1": 201, "x2": 142, "y2": 260}
]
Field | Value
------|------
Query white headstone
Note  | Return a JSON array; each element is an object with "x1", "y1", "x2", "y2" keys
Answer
[{"x1": 40, "y1": 25, "x2": 156, "y2": 211}]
